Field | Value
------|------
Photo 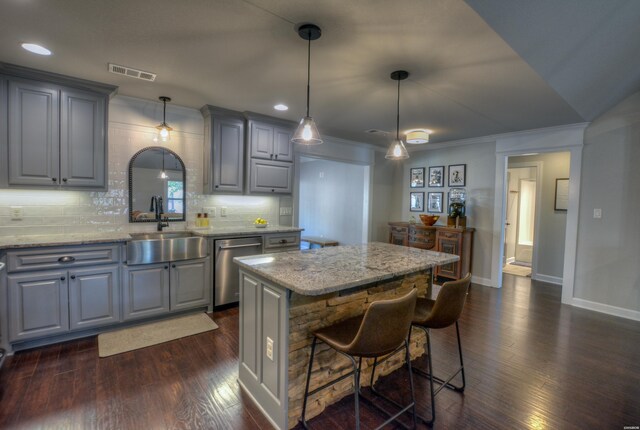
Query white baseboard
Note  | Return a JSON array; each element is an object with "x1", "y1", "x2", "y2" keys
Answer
[
  {"x1": 569, "y1": 298, "x2": 640, "y2": 322},
  {"x1": 471, "y1": 275, "x2": 493, "y2": 287},
  {"x1": 532, "y1": 273, "x2": 562, "y2": 285}
]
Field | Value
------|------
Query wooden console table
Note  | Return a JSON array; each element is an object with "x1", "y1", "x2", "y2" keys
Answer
[{"x1": 388, "y1": 222, "x2": 474, "y2": 281}]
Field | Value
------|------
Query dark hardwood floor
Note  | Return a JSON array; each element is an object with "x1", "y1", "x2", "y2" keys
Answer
[{"x1": 1, "y1": 275, "x2": 639, "y2": 429}]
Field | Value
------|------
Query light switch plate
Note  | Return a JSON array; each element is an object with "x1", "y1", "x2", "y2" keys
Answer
[
  {"x1": 10, "y1": 206, "x2": 23, "y2": 220},
  {"x1": 279, "y1": 207, "x2": 292, "y2": 216},
  {"x1": 206, "y1": 207, "x2": 216, "y2": 217},
  {"x1": 593, "y1": 208, "x2": 602, "y2": 219},
  {"x1": 221, "y1": 206, "x2": 227, "y2": 217}
]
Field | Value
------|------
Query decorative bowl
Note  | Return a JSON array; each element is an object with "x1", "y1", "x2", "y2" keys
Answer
[
  {"x1": 254, "y1": 223, "x2": 268, "y2": 228},
  {"x1": 419, "y1": 215, "x2": 439, "y2": 226}
]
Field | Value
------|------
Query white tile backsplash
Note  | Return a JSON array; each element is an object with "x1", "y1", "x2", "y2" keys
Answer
[{"x1": 0, "y1": 96, "x2": 281, "y2": 237}]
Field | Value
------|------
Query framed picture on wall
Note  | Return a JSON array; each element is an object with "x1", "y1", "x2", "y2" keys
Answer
[
  {"x1": 555, "y1": 178, "x2": 569, "y2": 211},
  {"x1": 427, "y1": 192, "x2": 443, "y2": 213},
  {"x1": 410, "y1": 192, "x2": 424, "y2": 212},
  {"x1": 428, "y1": 166, "x2": 444, "y2": 187},
  {"x1": 410, "y1": 167, "x2": 425, "y2": 188},
  {"x1": 448, "y1": 164, "x2": 466, "y2": 187}
]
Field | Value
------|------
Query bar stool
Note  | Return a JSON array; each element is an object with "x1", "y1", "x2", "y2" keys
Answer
[
  {"x1": 300, "y1": 289, "x2": 418, "y2": 430},
  {"x1": 410, "y1": 273, "x2": 471, "y2": 425}
]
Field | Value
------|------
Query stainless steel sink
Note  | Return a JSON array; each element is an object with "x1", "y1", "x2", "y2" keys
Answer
[
  {"x1": 127, "y1": 232, "x2": 207, "y2": 265},
  {"x1": 129, "y1": 232, "x2": 195, "y2": 240}
]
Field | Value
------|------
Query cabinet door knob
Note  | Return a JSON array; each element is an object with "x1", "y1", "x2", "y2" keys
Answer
[
  {"x1": 274, "y1": 154, "x2": 278, "y2": 159},
  {"x1": 62, "y1": 178, "x2": 68, "y2": 182},
  {"x1": 164, "y1": 265, "x2": 169, "y2": 270},
  {"x1": 215, "y1": 185, "x2": 219, "y2": 188},
  {"x1": 70, "y1": 275, "x2": 76, "y2": 280},
  {"x1": 172, "y1": 264, "x2": 176, "y2": 268},
  {"x1": 270, "y1": 154, "x2": 273, "y2": 158},
  {"x1": 271, "y1": 189, "x2": 275, "y2": 192},
  {"x1": 60, "y1": 276, "x2": 66, "y2": 281},
  {"x1": 52, "y1": 178, "x2": 57, "y2": 182}
]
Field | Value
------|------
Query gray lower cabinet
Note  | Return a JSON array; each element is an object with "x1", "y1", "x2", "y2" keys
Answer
[
  {"x1": 123, "y1": 256, "x2": 211, "y2": 321},
  {"x1": 249, "y1": 159, "x2": 293, "y2": 194},
  {"x1": 68, "y1": 265, "x2": 120, "y2": 330},
  {"x1": 8, "y1": 270, "x2": 69, "y2": 341},
  {"x1": 8, "y1": 264, "x2": 122, "y2": 342},
  {"x1": 170, "y1": 258, "x2": 211, "y2": 310},
  {"x1": 122, "y1": 263, "x2": 171, "y2": 321}
]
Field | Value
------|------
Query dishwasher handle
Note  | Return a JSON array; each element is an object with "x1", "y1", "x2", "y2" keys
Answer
[{"x1": 218, "y1": 243, "x2": 262, "y2": 250}]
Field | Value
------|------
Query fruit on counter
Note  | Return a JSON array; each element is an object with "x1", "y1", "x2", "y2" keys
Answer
[{"x1": 254, "y1": 217, "x2": 268, "y2": 225}]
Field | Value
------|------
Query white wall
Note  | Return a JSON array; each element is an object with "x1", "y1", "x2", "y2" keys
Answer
[
  {"x1": 399, "y1": 141, "x2": 497, "y2": 284},
  {"x1": 573, "y1": 91, "x2": 640, "y2": 316},
  {"x1": 0, "y1": 95, "x2": 280, "y2": 235},
  {"x1": 298, "y1": 159, "x2": 368, "y2": 245},
  {"x1": 509, "y1": 152, "x2": 570, "y2": 280}
]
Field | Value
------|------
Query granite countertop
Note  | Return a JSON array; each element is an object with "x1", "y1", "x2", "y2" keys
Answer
[
  {"x1": 0, "y1": 226, "x2": 304, "y2": 249},
  {"x1": 234, "y1": 242, "x2": 460, "y2": 296},
  {"x1": 192, "y1": 225, "x2": 303, "y2": 238}
]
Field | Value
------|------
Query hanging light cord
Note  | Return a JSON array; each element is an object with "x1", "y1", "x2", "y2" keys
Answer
[
  {"x1": 306, "y1": 34, "x2": 311, "y2": 117},
  {"x1": 163, "y1": 99, "x2": 167, "y2": 126},
  {"x1": 396, "y1": 78, "x2": 401, "y2": 141}
]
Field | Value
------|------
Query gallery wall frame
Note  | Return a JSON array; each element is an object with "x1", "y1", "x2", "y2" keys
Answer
[
  {"x1": 427, "y1": 192, "x2": 444, "y2": 213},
  {"x1": 428, "y1": 166, "x2": 444, "y2": 187},
  {"x1": 410, "y1": 191, "x2": 424, "y2": 212},
  {"x1": 555, "y1": 178, "x2": 569, "y2": 211},
  {"x1": 410, "y1": 167, "x2": 425, "y2": 188},
  {"x1": 448, "y1": 164, "x2": 466, "y2": 187}
]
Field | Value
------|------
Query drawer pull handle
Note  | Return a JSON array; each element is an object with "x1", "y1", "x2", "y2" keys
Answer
[
  {"x1": 58, "y1": 256, "x2": 76, "y2": 263},
  {"x1": 279, "y1": 239, "x2": 288, "y2": 244}
]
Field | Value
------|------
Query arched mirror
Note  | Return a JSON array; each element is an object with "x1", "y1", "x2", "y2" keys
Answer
[{"x1": 128, "y1": 146, "x2": 186, "y2": 222}]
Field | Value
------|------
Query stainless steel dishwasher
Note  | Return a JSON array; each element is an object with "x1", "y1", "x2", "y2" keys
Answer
[{"x1": 214, "y1": 237, "x2": 263, "y2": 307}]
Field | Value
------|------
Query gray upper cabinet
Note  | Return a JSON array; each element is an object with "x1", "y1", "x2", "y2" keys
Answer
[
  {"x1": 0, "y1": 62, "x2": 117, "y2": 190},
  {"x1": 249, "y1": 121, "x2": 293, "y2": 162},
  {"x1": 201, "y1": 105, "x2": 245, "y2": 193},
  {"x1": 8, "y1": 79, "x2": 60, "y2": 186},
  {"x1": 246, "y1": 115, "x2": 296, "y2": 195},
  {"x1": 60, "y1": 89, "x2": 106, "y2": 188}
]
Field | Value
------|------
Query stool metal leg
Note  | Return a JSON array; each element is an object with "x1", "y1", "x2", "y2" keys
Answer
[{"x1": 300, "y1": 336, "x2": 318, "y2": 429}]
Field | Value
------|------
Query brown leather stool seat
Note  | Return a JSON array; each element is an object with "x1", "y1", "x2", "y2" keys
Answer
[
  {"x1": 300, "y1": 289, "x2": 418, "y2": 430},
  {"x1": 411, "y1": 273, "x2": 471, "y2": 425}
]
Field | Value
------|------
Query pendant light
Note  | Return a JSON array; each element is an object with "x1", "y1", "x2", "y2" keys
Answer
[
  {"x1": 158, "y1": 150, "x2": 168, "y2": 179},
  {"x1": 385, "y1": 71, "x2": 410, "y2": 160},
  {"x1": 291, "y1": 24, "x2": 323, "y2": 145},
  {"x1": 155, "y1": 96, "x2": 173, "y2": 142}
]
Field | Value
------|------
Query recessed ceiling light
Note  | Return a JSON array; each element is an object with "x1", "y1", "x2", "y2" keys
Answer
[
  {"x1": 21, "y1": 43, "x2": 52, "y2": 56},
  {"x1": 274, "y1": 104, "x2": 288, "y2": 111}
]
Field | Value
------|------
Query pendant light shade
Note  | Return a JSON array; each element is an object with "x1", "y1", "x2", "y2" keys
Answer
[
  {"x1": 158, "y1": 149, "x2": 168, "y2": 179},
  {"x1": 385, "y1": 71, "x2": 410, "y2": 160},
  {"x1": 155, "y1": 96, "x2": 173, "y2": 142},
  {"x1": 292, "y1": 24, "x2": 323, "y2": 145}
]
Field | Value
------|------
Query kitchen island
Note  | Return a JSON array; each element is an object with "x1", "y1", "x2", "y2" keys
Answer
[{"x1": 234, "y1": 242, "x2": 459, "y2": 429}]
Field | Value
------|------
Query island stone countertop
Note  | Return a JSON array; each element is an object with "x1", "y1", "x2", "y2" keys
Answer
[
  {"x1": 0, "y1": 225, "x2": 303, "y2": 249},
  {"x1": 234, "y1": 241, "x2": 459, "y2": 296}
]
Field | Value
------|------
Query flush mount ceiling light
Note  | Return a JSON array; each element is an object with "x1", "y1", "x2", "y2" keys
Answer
[
  {"x1": 405, "y1": 129, "x2": 431, "y2": 144},
  {"x1": 385, "y1": 71, "x2": 410, "y2": 160},
  {"x1": 155, "y1": 96, "x2": 173, "y2": 143},
  {"x1": 274, "y1": 104, "x2": 289, "y2": 111},
  {"x1": 21, "y1": 43, "x2": 52, "y2": 56},
  {"x1": 291, "y1": 23, "x2": 322, "y2": 146}
]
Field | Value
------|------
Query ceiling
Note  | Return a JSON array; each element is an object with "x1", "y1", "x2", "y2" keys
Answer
[{"x1": 1, "y1": 0, "x2": 639, "y2": 148}]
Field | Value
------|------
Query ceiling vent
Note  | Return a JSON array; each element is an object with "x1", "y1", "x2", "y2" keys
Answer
[
  {"x1": 108, "y1": 63, "x2": 156, "y2": 82},
  {"x1": 365, "y1": 129, "x2": 389, "y2": 136}
]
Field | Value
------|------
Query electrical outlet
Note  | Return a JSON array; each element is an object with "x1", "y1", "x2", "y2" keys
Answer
[
  {"x1": 221, "y1": 206, "x2": 227, "y2": 217},
  {"x1": 205, "y1": 207, "x2": 216, "y2": 218},
  {"x1": 266, "y1": 337, "x2": 274, "y2": 360},
  {"x1": 593, "y1": 208, "x2": 602, "y2": 219},
  {"x1": 10, "y1": 206, "x2": 23, "y2": 220},
  {"x1": 279, "y1": 207, "x2": 293, "y2": 216}
]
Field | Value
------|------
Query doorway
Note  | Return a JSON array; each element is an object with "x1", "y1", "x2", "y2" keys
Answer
[{"x1": 503, "y1": 164, "x2": 540, "y2": 277}]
